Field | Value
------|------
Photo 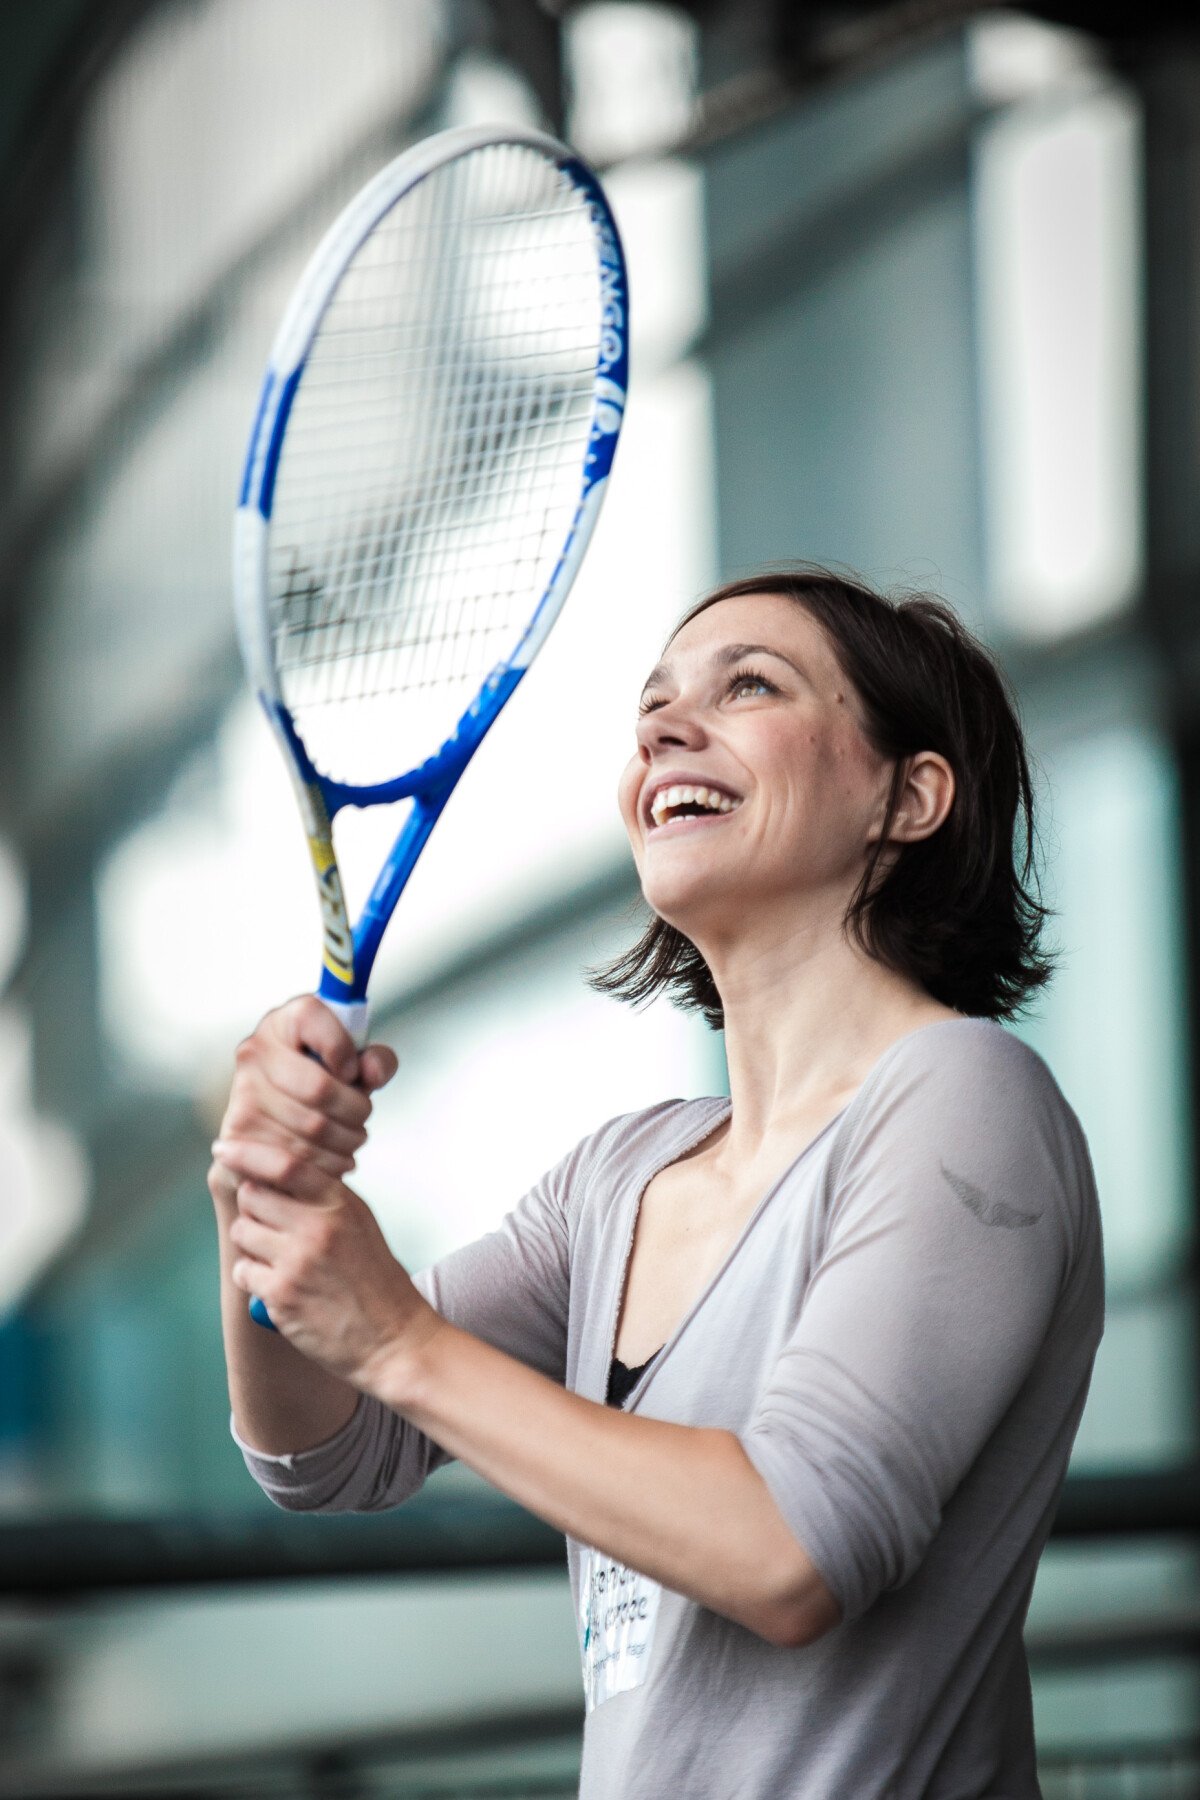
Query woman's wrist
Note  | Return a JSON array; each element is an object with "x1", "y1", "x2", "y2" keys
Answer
[{"x1": 353, "y1": 1296, "x2": 450, "y2": 1411}]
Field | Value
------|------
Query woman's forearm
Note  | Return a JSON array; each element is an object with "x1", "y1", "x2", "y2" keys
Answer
[
  {"x1": 207, "y1": 1001, "x2": 836, "y2": 1643},
  {"x1": 208, "y1": 1004, "x2": 397, "y2": 1458},
  {"x1": 214, "y1": 1191, "x2": 359, "y2": 1455},
  {"x1": 367, "y1": 1314, "x2": 839, "y2": 1646}
]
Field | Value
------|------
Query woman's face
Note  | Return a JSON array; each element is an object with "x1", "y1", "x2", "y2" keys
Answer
[{"x1": 618, "y1": 593, "x2": 897, "y2": 938}]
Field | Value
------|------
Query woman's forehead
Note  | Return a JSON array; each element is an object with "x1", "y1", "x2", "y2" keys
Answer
[{"x1": 660, "y1": 591, "x2": 831, "y2": 666}]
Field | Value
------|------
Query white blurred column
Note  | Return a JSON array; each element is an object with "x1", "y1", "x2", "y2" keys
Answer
[{"x1": 972, "y1": 18, "x2": 1143, "y2": 639}]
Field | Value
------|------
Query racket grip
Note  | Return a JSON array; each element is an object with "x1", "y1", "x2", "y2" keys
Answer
[
  {"x1": 248, "y1": 990, "x2": 371, "y2": 1330},
  {"x1": 316, "y1": 994, "x2": 371, "y2": 1049}
]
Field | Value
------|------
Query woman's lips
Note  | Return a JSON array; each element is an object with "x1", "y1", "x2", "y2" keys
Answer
[{"x1": 644, "y1": 780, "x2": 744, "y2": 830}]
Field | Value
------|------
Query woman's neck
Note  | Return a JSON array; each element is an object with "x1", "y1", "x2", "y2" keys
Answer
[{"x1": 701, "y1": 913, "x2": 958, "y2": 1164}]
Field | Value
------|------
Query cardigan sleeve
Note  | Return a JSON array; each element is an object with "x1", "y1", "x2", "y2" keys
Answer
[
  {"x1": 740, "y1": 1023, "x2": 1102, "y2": 1623},
  {"x1": 234, "y1": 1123, "x2": 587, "y2": 1512}
]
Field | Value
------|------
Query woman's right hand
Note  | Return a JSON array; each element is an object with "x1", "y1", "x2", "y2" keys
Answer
[{"x1": 207, "y1": 996, "x2": 398, "y2": 1213}]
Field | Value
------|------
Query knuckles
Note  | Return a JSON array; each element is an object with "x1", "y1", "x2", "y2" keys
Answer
[
  {"x1": 233, "y1": 1029, "x2": 371, "y2": 1129},
  {"x1": 301, "y1": 1063, "x2": 338, "y2": 1110},
  {"x1": 289, "y1": 994, "x2": 330, "y2": 1031},
  {"x1": 298, "y1": 1105, "x2": 331, "y2": 1145},
  {"x1": 289, "y1": 995, "x2": 350, "y2": 1062},
  {"x1": 273, "y1": 1149, "x2": 307, "y2": 1188},
  {"x1": 222, "y1": 1097, "x2": 257, "y2": 1137},
  {"x1": 207, "y1": 1164, "x2": 237, "y2": 1203}
]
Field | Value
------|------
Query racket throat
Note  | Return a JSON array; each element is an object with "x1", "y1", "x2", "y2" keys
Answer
[
  {"x1": 354, "y1": 793, "x2": 443, "y2": 975},
  {"x1": 309, "y1": 790, "x2": 444, "y2": 1022}
]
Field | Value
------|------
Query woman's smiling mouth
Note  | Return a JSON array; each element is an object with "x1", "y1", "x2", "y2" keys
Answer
[{"x1": 645, "y1": 780, "x2": 744, "y2": 832}]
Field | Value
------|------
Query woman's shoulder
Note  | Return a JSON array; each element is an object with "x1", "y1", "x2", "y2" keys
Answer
[
  {"x1": 870, "y1": 1015, "x2": 1068, "y2": 1110},
  {"x1": 840, "y1": 1015, "x2": 1096, "y2": 1223}
]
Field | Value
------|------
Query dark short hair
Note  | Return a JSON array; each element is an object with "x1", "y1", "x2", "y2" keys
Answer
[{"x1": 591, "y1": 565, "x2": 1055, "y2": 1027}]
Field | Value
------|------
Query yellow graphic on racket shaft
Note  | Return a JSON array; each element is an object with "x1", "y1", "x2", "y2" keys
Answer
[{"x1": 307, "y1": 827, "x2": 355, "y2": 985}]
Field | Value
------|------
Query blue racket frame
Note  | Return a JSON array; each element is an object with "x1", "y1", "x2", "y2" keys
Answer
[{"x1": 233, "y1": 126, "x2": 629, "y2": 1038}]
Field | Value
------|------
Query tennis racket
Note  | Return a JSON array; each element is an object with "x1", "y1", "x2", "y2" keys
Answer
[{"x1": 232, "y1": 124, "x2": 628, "y2": 1329}]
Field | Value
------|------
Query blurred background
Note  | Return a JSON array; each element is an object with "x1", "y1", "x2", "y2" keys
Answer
[{"x1": 0, "y1": 0, "x2": 1197, "y2": 1793}]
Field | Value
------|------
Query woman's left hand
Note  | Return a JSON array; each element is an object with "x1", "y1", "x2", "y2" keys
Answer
[{"x1": 214, "y1": 1137, "x2": 438, "y2": 1388}]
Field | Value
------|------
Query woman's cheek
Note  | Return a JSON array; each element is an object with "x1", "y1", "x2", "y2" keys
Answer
[{"x1": 617, "y1": 759, "x2": 643, "y2": 841}]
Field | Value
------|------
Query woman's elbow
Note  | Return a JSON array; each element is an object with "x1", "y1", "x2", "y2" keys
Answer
[
  {"x1": 254, "y1": 1478, "x2": 400, "y2": 1514},
  {"x1": 245, "y1": 1479, "x2": 327, "y2": 1514},
  {"x1": 742, "y1": 1564, "x2": 842, "y2": 1649}
]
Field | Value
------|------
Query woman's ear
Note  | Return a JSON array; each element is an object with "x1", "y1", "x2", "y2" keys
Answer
[{"x1": 889, "y1": 752, "x2": 955, "y2": 844}]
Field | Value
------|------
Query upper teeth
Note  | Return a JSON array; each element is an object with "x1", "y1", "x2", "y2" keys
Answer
[{"x1": 650, "y1": 784, "x2": 738, "y2": 826}]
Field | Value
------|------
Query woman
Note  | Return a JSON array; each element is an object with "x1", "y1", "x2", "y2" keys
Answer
[{"x1": 210, "y1": 567, "x2": 1104, "y2": 1799}]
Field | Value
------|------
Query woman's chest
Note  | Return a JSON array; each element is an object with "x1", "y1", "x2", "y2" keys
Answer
[
  {"x1": 614, "y1": 1162, "x2": 767, "y2": 1365},
  {"x1": 566, "y1": 1140, "x2": 835, "y2": 1419}
]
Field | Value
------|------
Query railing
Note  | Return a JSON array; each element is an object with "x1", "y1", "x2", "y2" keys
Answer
[
  {"x1": 1038, "y1": 1748, "x2": 1200, "y2": 1799},
  {"x1": 0, "y1": 1467, "x2": 1197, "y2": 1798},
  {"x1": 0, "y1": 1464, "x2": 1195, "y2": 1596},
  {"x1": 0, "y1": 1485, "x2": 563, "y2": 1595}
]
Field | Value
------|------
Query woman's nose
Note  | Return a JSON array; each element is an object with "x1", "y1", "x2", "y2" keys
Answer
[{"x1": 635, "y1": 695, "x2": 707, "y2": 754}]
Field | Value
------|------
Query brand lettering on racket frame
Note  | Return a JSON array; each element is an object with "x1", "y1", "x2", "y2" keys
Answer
[
  {"x1": 592, "y1": 377, "x2": 624, "y2": 436},
  {"x1": 590, "y1": 209, "x2": 625, "y2": 377}
]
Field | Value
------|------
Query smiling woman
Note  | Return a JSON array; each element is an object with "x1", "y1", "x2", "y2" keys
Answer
[
  {"x1": 598, "y1": 564, "x2": 1055, "y2": 1028},
  {"x1": 211, "y1": 563, "x2": 1103, "y2": 1800}
]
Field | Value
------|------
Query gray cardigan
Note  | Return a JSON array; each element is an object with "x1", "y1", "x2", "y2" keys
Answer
[{"x1": 237, "y1": 1017, "x2": 1104, "y2": 1798}]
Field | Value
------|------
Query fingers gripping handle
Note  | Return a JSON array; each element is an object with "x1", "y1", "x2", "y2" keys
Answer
[{"x1": 249, "y1": 993, "x2": 371, "y2": 1331}]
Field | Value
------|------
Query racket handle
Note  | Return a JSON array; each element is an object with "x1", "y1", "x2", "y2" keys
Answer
[
  {"x1": 248, "y1": 990, "x2": 372, "y2": 1331},
  {"x1": 316, "y1": 994, "x2": 371, "y2": 1050}
]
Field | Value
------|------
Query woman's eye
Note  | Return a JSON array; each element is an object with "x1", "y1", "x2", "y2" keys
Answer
[
  {"x1": 638, "y1": 693, "x2": 667, "y2": 716},
  {"x1": 729, "y1": 669, "x2": 775, "y2": 699}
]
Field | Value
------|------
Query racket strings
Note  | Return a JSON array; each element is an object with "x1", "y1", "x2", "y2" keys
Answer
[{"x1": 266, "y1": 141, "x2": 603, "y2": 783}]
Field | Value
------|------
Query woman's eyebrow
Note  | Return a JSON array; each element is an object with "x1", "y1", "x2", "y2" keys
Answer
[
  {"x1": 640, "y1": 641, "x2": 806, "y2": 696},
  {"x1": 715, "y1": 642, "x2": 806, "y2": 678}
]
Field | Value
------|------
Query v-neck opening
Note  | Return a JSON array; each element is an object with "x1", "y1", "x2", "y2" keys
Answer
[
  {"x1": 604, "y1": 1100, "x2": 729, "y2": 1396},
  {"x1": 606, "y1": 1099, "x2": 843, "y2": 1409},
  {"x1": 606, "y1": 1015, "x2": 983, "y2": 1408}
]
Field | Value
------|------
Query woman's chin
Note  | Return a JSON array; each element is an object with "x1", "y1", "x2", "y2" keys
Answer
[{"x1": 640, "y1": 876, "x2": 738, "y2": 940}]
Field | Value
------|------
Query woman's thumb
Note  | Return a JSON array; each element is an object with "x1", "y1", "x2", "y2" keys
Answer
[{"x1": 359, "y1": 1042, "x2": 399, "y2": 1092}]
